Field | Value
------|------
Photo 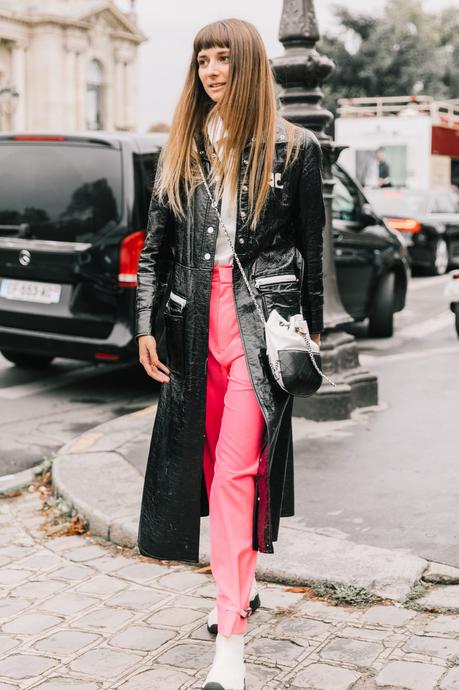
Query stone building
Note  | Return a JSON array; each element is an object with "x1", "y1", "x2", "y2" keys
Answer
[{"x1": 0, "y1": 0, "x2": 146, "y2": 132}]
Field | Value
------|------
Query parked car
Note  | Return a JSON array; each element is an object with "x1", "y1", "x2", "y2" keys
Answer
[
  {"x1": 0, "y1": 131, "x2": 408, "y2": 370},
  {"x1": 365, "y1": 187, "x2": 459, "y2": 276},
  {"x1": 0, "y1": 131, "x2": 168, "y2": 367},
  {"x1": 332, "y1": 162, "x2": 409, "y2": 337}
]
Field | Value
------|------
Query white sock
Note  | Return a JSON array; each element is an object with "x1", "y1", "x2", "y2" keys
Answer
[{"x1": 203, "y1": 632, "x2": 245, "y2": 690}]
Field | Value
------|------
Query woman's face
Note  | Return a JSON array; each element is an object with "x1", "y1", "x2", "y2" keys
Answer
[{"x1": 197, "y1": 46, "x2": 231, "y2": 103}]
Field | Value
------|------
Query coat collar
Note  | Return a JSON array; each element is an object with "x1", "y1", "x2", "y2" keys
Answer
[{"x1": 197, "y1": 113, "x2": 289, "y2": 161}]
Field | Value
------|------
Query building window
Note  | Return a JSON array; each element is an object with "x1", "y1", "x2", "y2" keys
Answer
[{"x1": 86, "y1": 60, "x2": 104, "y2": 130}]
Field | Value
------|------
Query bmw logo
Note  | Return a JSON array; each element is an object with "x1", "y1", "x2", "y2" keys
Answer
[{"x1": 19, "y1": 249, "x2": 31, "y2": 266}]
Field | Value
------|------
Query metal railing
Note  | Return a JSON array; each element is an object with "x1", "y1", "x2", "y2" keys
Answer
[{"x1": 337, "y1": 95, "x2": 459, "y2": 128}]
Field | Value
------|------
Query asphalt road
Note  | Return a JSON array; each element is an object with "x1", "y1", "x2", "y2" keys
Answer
[
  {"x1": 293, "y1": 272, "x2": 459, "y2": 567},
  {"x1": 0, "y1": 354, "x2": 160, "y2": 477}
]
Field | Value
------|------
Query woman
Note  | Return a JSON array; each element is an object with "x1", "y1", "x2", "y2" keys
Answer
[{"x1": 136, "y1": 17, "x2": 325, "y2": 690}]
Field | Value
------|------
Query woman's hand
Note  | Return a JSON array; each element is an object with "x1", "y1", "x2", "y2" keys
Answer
[
  {"x1": 138, "y1": 335, "x2": 170, "y2": 383},
  {"x1": 310, "y1": 333, "x2": 321, "y2": 348}
]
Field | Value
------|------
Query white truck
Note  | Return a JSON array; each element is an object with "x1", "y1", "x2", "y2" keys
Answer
[{"x1": 335, "y1": 96, "x2": 459, "y2": 190}]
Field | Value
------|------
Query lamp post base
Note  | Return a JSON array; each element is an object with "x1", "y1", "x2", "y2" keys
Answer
[{"x1": 292, "y1": 331, "x2": 378, "y2": 421}]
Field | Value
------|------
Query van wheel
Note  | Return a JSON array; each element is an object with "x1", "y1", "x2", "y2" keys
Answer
[
  {"x1": 1, "y1": 350, "x2": 54, "y2": 368},
  {"x1": 368, "y1": 272, "x2": 395, "y2": 338}
]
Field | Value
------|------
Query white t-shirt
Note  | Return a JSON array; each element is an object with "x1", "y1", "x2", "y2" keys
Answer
[{"x1": 207, "y1": 115, "x2": 236, "y2": 266}]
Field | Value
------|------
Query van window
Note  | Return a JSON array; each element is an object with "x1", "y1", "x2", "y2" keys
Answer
[{"x1": 0, "y1": 142, "x2": 122, "y2": 243}]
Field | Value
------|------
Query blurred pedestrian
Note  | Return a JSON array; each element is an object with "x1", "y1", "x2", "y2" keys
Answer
[
  {"x1": 376, "y1": 147, "x2": 392, "y2": 187},
  {"x1": 136, "y1": 17, "x2": 325, "y2": 690}
]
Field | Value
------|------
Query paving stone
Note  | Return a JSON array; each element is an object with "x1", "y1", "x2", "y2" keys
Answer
[
  {"x1": 90, "y1": 555, "x2": 133, "y2": 573},
  {"x1": 11, "y1": 579, "x2": 67, "y2": 599},
  {"x1": 245, "y1": 662, "x2": 284, "y2": 689},
  {"x1": 155, "y1": 570, "x2": 206, "y2": 592},
  {"x1": 168, "y1": 594, "x2": 210, "y2": 611},
  {"x1": 0, "y1": 598, "x2": 30, "y2": 619},
  {"x1": 422, "y1": 616, "x2": 459, "y2": 636},
  {"x1": 67, "y1": 545, "x2": 109, "y2": 562},
  {"x1": 70, "y1": 647, "x2": 143, "y2": 678},
  {"x1": 256, "y1": 586, "x2": 304, "y2": 610},
  {"x1": 0, "y1": 636, "x2": 19, "y2": 654},
  {"x1": 145, "y1": 606, "x2": 204, "y2": 627},
  {"x1": 375, "y1": 660, "x2": 444, "y2": 689},
  {"x1": 440, "y1": 667, "x2": 459, "y2": 690},
  {"x1": 423, "y1": 563, "x2": 459, "y2": 584},
  {"x1": 45, "y1": 536, "x2": 90, "y2": 552},
  {"x1": 361, "y1": 606, "x2": 416, "y2": 627},
  {"x1": 3, "y1": 613, "x2": 62, "y2": 635},
  {"x1": 109, "y1": 625, "x2": 176, "y2": 651},
  {"x1": 340, "y1": 626, "x2": 390, "y2": 641},
  {"x1": 156, "y1": 641, "x2": 214, "y2": 670},
  {"x1": 246, "y1": 636, "x2": 305, "y2": 664},
  {"x1": 106, "y1": 586, "x2": 165, "y2": 610},
  {"x1": 117, "y1": 667, "x2": 192, "y2": 689},
  {"x1": 403, "y1": 634, "x2": 459, "y2": 659},
  {"x1": 15, "y1": 553, "x2": 64, "y2": 572},
  {"x1": 273, "y1": 615, "x2": 333, "y2": 641},
  {"x1": 75, "y1": 574, "x2": 127, "y2": 596},
  {"x1": 418, "y1": 587, "x2": 459, "y2": 611},
  {"x1": 116, "y1": 562, "x2": 168, "y2": 582},
  {"x1": 32, "y1": 680, "x2": 99, "y2": 689},
  {"x1": 46, "y1": 564, "x2": 94, "y2": 581},
  {"x1": 72, "y1": 607, "x2": 133, "y2": 631},
  {"x1": 40, "y1": 593, "x2": 98, "y2": 616},
  {"x1": 33, "y1": 630, "x2": 100, "y2": 655},
  {"x1": 0, "y1": 653, "x2": 57, "y2": 679},
  {"x1": 0, "y1": 569, "x2": 29, "y2": 586},
  {"x1": 297, "y1": 600, "x2": 359, "y2": 621},
  {"x1": 0, "y1": 545, "x2": 34, "y2": 559},
  {"x1": 291, "y1": 662, "x2": 361, "y2": 690},
  {"x1": 319, "y1": 637, "x2": 383, "y2": 667}
]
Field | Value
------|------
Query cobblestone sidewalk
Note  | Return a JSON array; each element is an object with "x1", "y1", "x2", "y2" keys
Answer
[{"x1": 1, "y1": 490, "x2": 459, "y2": 690}]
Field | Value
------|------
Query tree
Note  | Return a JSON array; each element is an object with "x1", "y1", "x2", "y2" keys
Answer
[{"x1": 316, "y1": 0, "x2": 458, "y2": 125}]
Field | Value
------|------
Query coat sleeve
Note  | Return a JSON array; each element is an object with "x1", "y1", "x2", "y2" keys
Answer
[
  {"x1": 135, "y1": 183, "x2": 172, "y2": 340},
  {"x1": 293, "y1": 129, "x2": 326, "y2": 335}
]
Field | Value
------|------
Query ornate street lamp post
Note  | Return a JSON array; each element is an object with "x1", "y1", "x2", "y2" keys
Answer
[{"x1": 271, "y1": 0, "x2": 378, "y2": 420}]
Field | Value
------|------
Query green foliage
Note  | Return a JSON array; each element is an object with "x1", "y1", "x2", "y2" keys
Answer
[
  {"x1": 310, "y1": 580, "x2": 375, "y2": 606},
  {"x1": 316, "y1": 0, "x2": 459, "y2": 122}
]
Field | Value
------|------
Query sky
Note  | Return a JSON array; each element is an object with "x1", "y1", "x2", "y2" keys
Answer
[{"x1": 115, "y1": 0, "x2": 459, "y2": 132}]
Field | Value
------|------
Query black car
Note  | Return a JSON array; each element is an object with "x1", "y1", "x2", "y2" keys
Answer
[
  {"x1": 332, "y1": 162, "x2": 408, "y2": 337},
  {"x1": 0, "y1": 132, "x2": 408, "y2": 369},
  {"x1": 366, "y1": 187, "x2": 459, "y2": 276},
  {"x1": 0, "y1": 131, "x2": 167, "y2": 367}
]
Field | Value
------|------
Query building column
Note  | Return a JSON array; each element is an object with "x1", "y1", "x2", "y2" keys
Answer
[{"x1": 11, "y1": 40, "x2": 26, "y2": 130}]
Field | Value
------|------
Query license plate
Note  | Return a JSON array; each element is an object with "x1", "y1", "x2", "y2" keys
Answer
[{"x1": 0, "y1": 278, "x2": 61, "y2": 304}]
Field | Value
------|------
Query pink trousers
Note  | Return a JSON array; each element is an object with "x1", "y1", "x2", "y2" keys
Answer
[{"x1": 202, "y1": 264, "x2": 266, "y2": 636}]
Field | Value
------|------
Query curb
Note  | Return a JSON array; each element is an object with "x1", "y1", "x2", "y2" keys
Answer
[{"x1": 52, "y1": 405, "x2": 429, "y2": 602}]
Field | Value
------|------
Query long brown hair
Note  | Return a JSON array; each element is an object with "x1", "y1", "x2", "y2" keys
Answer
[{"x1": 154, "y1": 18, "x2": 302, "y2": 229}]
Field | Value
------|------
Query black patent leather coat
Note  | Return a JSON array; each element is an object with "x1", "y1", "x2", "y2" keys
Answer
[{"x1": 135, "y1": 116, "x2": 325, "y2": 564}]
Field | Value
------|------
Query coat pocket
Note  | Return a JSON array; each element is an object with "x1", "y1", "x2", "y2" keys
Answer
[
  {"x1": 254, "y1": 273, "x2": 301, "y2": 320},
  {"x1": 163, "y1": 291, "x2": 187, "y2": 376}
]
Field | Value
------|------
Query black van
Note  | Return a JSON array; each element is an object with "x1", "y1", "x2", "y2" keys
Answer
[
  {"x1": 0, "y1": 132, "x2": 167, "y2": 367},
  {"x1": 0, "y1": 132, "x2": 408, "y2": 368}
]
